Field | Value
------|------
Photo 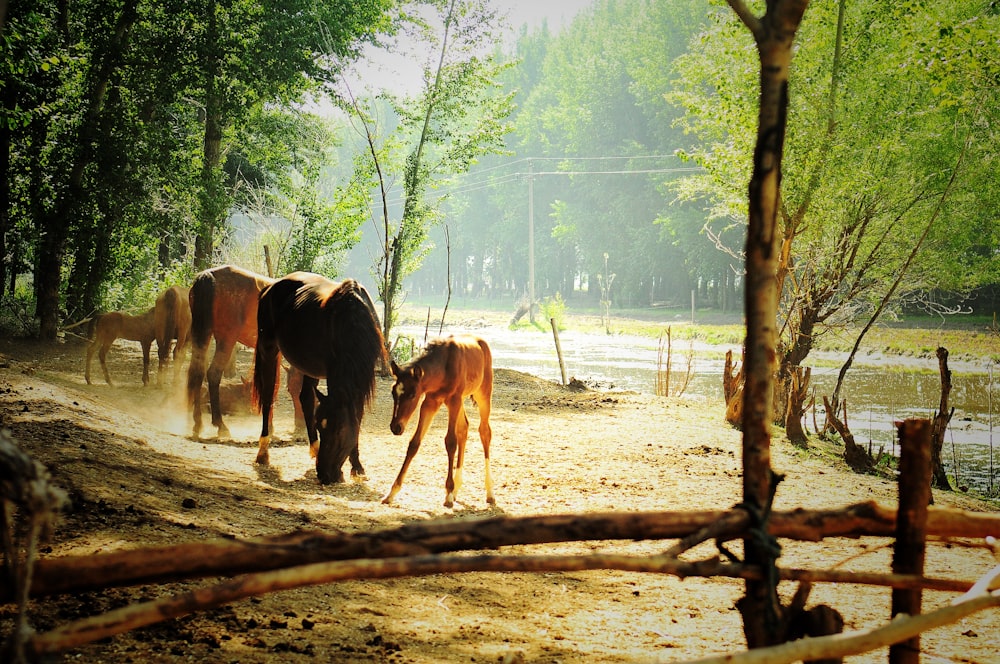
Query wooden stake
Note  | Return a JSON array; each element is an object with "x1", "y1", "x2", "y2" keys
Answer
[{"x1": 890, "y1": 419, "x2": 933, "y2": 664}]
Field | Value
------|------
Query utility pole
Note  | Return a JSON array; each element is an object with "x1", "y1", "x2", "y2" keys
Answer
[{"x1": 527, "y1": 159, "x2": 535, "y2": 323}]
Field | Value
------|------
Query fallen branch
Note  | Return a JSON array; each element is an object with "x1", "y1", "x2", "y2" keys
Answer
[
  {"x1": 680, "y1": 573, "x2": 1000, "y2": 664},
  {"x1": 24, "y1": 551, "x2": 990, "y2": 657},
  {"x1": 7, "y1": 501, "x2": 1000, "y2": 602}
]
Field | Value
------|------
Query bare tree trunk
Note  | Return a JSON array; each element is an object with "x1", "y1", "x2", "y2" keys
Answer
[
  {"x1": 784, "y1": 366, "x2": 810, "y2": 445},
  {"x1": 823, "y1": 396, "x2": 874, "y2": 473},
  {"x1": 726, "y1": 0, "x2": 809, "y2": 649},
  {"x1": 724, "y1": 348, "x2": 744, "y2": 428},
  {"x1": 930, "y1": 347, "x2": 954, "y2": 490}
]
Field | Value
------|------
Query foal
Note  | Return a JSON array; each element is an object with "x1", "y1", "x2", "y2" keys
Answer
[
  {"x1": 383, "y1": 334, "x2": 494, "y2": 508},
  {"x1": 85, "y1": 309, "x2": 157, "y2": 385}
]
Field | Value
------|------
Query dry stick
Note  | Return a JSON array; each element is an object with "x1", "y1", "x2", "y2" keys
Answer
[
  {"x1": 24, "y1": 551, "x2": 987, "y2": 657},
  {"x1": 0, "y1": 430, "x2": 68, "y2": 663},
  {"x1": 550, "y1": 318, "x2": 568, "y2": 386},
  {"x1": 680, "y1": 587, "x2": 1000, "y2": 664},
  {"x1": 890, "y1": 419, "x2": 933, "y2": 664},
  {"x1": 9, "y1": 502, "x2": 1000, "y2": 602}
]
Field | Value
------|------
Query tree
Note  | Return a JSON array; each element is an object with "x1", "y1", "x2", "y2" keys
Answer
[
  {"x1": 342, "y1": 0, "x2": 515, "y2": 341},
  {"x1": 725, "y1": 0, "x2": 814, "y2": 651},
  {"x1": 3, "y1": 0, "x2": 393, "y2": 339},
  {"x1": 670, "y1": 0, "x2": 1000, "y2": 444}
]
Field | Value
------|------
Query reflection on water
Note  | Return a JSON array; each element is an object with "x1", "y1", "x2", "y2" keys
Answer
[{"x1": 401, "y1": 323, "x2": 1000, "y2": 496}]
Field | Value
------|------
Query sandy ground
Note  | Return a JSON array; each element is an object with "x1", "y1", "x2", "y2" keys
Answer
[{"x1": 0, "y1": 332, "x2": 997, "y2": 664}]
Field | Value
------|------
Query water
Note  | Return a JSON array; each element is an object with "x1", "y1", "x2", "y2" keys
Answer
[{"x1": 399, "y1": 323, "x2": 1000, "y2": 496}]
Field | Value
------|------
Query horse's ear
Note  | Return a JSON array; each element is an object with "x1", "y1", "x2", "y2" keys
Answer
[
  {"x1": 390, "y1": 360, "x2": 401, "y2": 377},
  {"x1": 412, "y1": 366, "x2": 423, "y2": 382}
]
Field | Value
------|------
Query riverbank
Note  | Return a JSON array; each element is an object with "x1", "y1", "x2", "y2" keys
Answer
[
  {"x1": 0, "y1": 334, "x2": 997, "y2": 662},
  {"x1": 398, "y1": 300, "x2": 1000, "y2": 367}
]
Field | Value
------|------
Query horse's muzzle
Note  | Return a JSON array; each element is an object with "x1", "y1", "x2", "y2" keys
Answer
[{"x1": 390, "y1": 421, "x2": 404, "y2": 435}]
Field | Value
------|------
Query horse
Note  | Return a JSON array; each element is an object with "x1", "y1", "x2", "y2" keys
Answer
[
  {"x1": 186, "y1": 265, "x2": 275, "y2": 439},
  {"x1": 382, "y1": 334, "x2": 494, "y2": 508},
  {"x1": 153, "y1": 285, "x2": 191, "y2": 382},
  {"x1": 85, "y1": 308, "x2": 157, "y2": 386},
  {"x1": 252, "y1": 272, "x2": 386, "y2": 484}
]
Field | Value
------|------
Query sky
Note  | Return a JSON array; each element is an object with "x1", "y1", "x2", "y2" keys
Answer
[{"x1": 346, "y1": 0, "x2": 596, "y2": 96}]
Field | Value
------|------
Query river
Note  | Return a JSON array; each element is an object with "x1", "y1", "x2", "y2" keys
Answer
[{"x1": 398, "y1": 322, "x2": 1000, "y2": 497}]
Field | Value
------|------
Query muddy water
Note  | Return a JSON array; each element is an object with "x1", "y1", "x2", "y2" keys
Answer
[{"x1": 401, "y1": 324, "x2": 1000, "y2": 496}]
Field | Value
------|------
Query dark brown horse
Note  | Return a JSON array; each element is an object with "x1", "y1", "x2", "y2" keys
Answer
[
  {"x1": 383, "y1": 334, "x2": 494, "y2": 507},
  {"x1": 252, "y1": 272, "x2": 386, "y2": 484},
  {"x1": 186, "y1": 265, "x2": 275, "y2": 438},
  {"x1": 85, "y1": 308, "x2": 156, "y2": 386},
  {"x1": 153, "y1": 285, "x2": 191, "y2": 382}
]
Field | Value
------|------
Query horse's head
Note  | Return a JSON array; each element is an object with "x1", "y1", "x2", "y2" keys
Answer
[
  {"x1": 390, "y1": 360, "x2": 424, "y2": 436},
  {"x1": 313, "y1": 386, "x2": 361, "y2": 484}
]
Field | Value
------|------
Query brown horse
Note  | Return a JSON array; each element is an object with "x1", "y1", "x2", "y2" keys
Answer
[
  {"x1": 252, "y1": 272, "x2": 386, "y2": 484},
  {"x1": 383, "y1": 334, "x2": 494, "y2": 507},
  {"x1": 186, "y1": 265, "x2": 275, "y2": 439},
  {"x1": 85, "y1": 308, "x2": 157, "y2": 386},
  {"x1": 153, "y1": 285, "x2": 191, "y2": 381}
]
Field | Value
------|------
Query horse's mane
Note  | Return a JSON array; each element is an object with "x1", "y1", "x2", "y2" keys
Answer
[{"x1": 324, "y1": 281, "x2": 387, "y2": 419}]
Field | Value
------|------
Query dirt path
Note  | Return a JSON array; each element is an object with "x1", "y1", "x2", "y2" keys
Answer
[{"x1": 0, "y1": 336, "x2": 997, "y2": 663}]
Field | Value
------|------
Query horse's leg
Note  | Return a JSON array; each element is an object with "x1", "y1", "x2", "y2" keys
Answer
[
  {"x1": 298, "y1": 375, "x2": 319, "y2": 459},
  {"x1": 254, "y1": 342, "x2": 280, "y2": 465},
  {"x1": 443, "y1": 399, "x2": 470, "y2": 508},
  {"x1": 99, "y1": 341, "x2": 113, "y2": 386},
  {"x1": 348, "y1": 436, "x2": 366, "y2": 479},
  {"x1": 157, "y1": 339, "x2": 170, "y2": 384},
  {"x1": 476, "y1": 390, "x2": 495, "y2": 505},
  {"x1": 382, "y1": 396, "x2": 443, "y2": 505},
  {"x1": 141, "y1": 340, "x2": 151, "y2": 386},
  {"x1": 187, "y1": 343, "x2": 208, "y2": 437},
  {"x1": 207, "y1": 341, "x2": 235, "y2": 439}
]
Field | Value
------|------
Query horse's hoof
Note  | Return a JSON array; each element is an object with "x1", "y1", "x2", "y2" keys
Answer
[
  {"x1": 217, "y1": 426, "x2": 231, "y2": 440},
  {"x1": 381, "y1": 496, "x2": 394, "y2": 505},
  {"x1": 486, "y1": 496, "x2": 496, "y2": 505},
  {"x1": 255, "y1": 452, "x2": 269, "y2": 465},
  {"x1": 443, "y1": 499, "x2": 454, "y2": 509}
]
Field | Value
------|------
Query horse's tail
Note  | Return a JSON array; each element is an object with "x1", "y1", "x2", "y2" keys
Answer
[
  {"x1": 186, "y1": 271, "x2": 216, "y2": 404},
  {"x1": 249, "y1": 342, "x2": 281, "y2": 415},
  {"x1": 249, "y1": 283, "x2": 280, "y2": 415},
  {"x1": 329, "y1": 280, "x2": 387, "y2": 422},
  {"x1": 478, "y1": 336, "x2": 493, "y2": 372},
  {"x1": 86, "y1": 314, "x2": 101, "y2": 341}
]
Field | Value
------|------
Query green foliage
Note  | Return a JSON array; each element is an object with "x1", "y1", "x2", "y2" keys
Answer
[
  {"x1": 539, "y1": 292, "x2": 566, "y2": 330},
  {"x1": 342, "y1": 0, "x2": 516, "y2": 340}
]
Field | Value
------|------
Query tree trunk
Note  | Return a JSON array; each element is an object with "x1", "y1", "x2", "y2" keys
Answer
[
  {"x1": 0, "y1": 89, "x2": 11, "y2": 302},
  {"x1": 723, "y1": 348, "x2": 744, "y2": 428},
  {"x1": 784, "y1": 365, "x2": 810, "y2": 445},
  {"x1": 929, "y1": 347, "x2": 953, "y2": 490},
  {"x1": 824, "y1": 396, "x2": 874, "y2": 473},
  {"x1": 728, "y1": 0, "x2": 810, "y2": 650},
  {"x1": 194, "y1": 1, "x2": 226, "y2": 271},
  {"x1": 34, "y1": 0, "x2": 139, "y2": 339}
]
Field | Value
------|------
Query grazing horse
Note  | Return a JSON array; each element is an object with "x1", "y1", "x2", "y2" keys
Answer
[
  {"x1": 186, "y1": 265, "x2": 275, "y2": 439},
  {"x1": 383, "y1": 334, "x2": 494, "y2": 508},
  {"x1": 252, "y1": 272, "x2": 386, "y2": 484},
  {"x1": 153, "y1": 285, "x2": 192, "y2": 381},
  {"x1": 85, "y1": 308, "x2": 157, "y2": 386}
]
